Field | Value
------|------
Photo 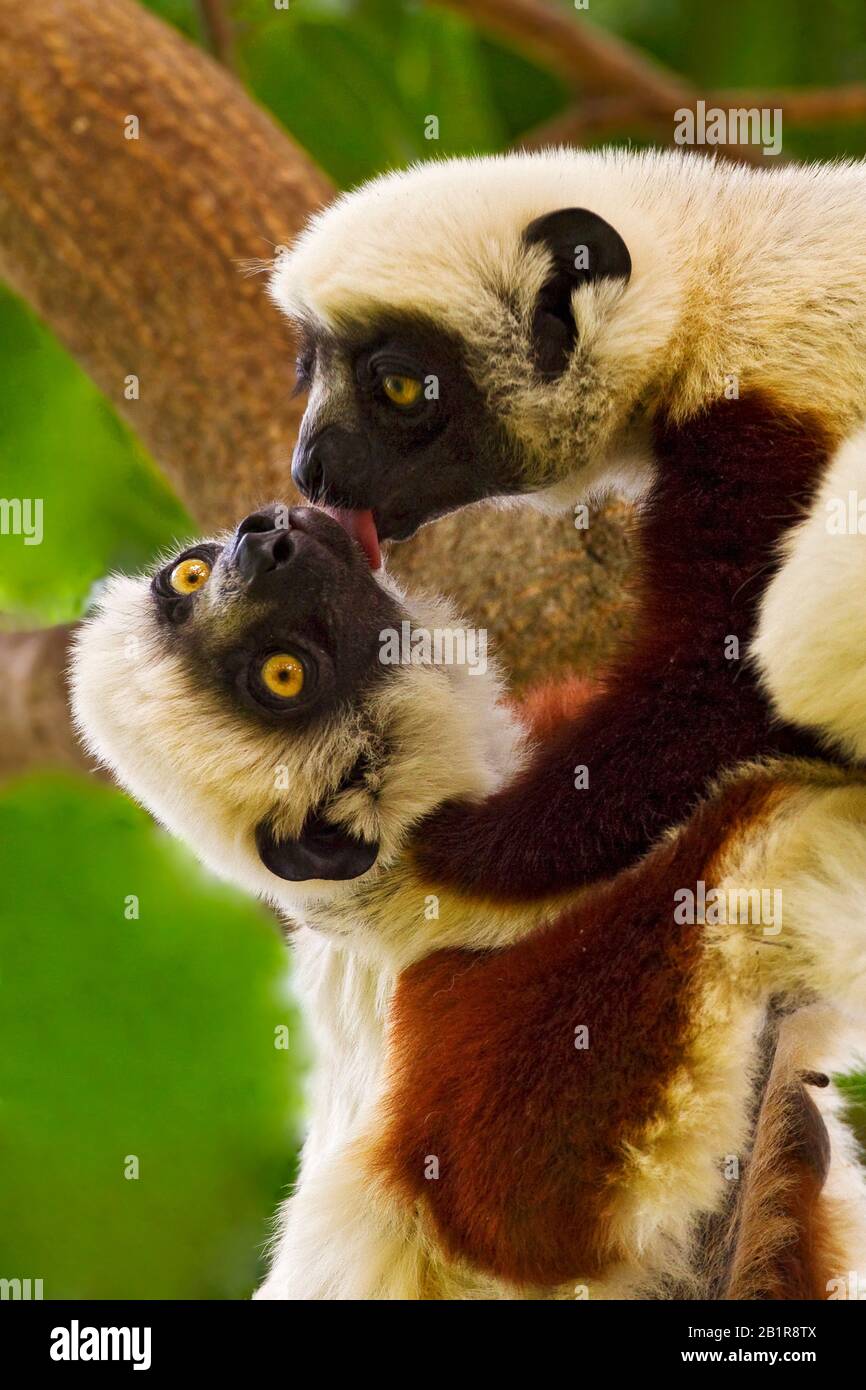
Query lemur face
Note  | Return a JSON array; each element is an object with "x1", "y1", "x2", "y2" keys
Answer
[
  {"x1": 290, "y1": 314, "x2": 526, "y2": 543},
  {"x1": 146, "y1": 504, "x2": 401, "y2": 731},
  {"x1": 71, "y1": 507, "x2": 410, "y2": 903},
  {"x1": 71, "y1": 505, "x2": 514, "y2": 916},
  {"x1": 273, "y1": 157, "x2": 642, "y2": 544}
]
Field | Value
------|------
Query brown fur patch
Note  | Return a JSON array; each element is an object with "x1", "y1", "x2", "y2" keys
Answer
[
  {"x1": 375, "y1": 772, "x2": 788, "y2": 1286},
  {"x1": 513, "y1": 675, "x2": 601, "y2": 742}
]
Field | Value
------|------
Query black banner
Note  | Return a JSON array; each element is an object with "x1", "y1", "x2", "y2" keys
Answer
[{"x1": 2, "y1": 1297, "x2": 860, "y2": 1374}]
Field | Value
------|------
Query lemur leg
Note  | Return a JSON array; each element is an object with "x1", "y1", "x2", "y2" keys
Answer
[
  {"x1": 754, "y1": 424, "x2": 866, "y2": 765},
  {"x1": 721, "y1": 1007, "x2": 866, "y2": 1301},
  {"x1": 414, "y1": 396, "x2": 835, "y2": 899}
]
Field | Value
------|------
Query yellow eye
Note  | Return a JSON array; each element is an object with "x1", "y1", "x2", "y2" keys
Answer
[
  {"x1": 261, "y1": 653, "x2": 305, "y2": 699},
  {"x1": 170, "y1": 556, "x2": 211, "y2": 594},
  {"x1": 382, "y1": 373, "x2": 422, "y2": 408}
]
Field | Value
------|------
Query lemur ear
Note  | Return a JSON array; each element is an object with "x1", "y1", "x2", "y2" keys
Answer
[
  {"x1": 523, "y1": 208, "x2": 632, "y2": 377},
  {"x1": 255, "y1": 811, "x2": 379, "y2": 882}
]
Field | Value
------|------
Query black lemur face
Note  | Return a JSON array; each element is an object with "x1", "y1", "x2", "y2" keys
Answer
[
  {"x1": 291, "y1": 315, "x2": 527, "y2": 541},
  {"x1": 150, "y1": 505, "x2": 404, "y2": 729},
  {"x1": 288, "y1": 209, "x2": 632, "y2": 540}
]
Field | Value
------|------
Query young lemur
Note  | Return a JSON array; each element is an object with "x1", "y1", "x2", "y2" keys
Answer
[
  {"x1": 269, "y1": 149, "x2": 866, "y2": 899},
  {"x1": 71, "y1": 505, "x2": 866, "y2": 1299}
]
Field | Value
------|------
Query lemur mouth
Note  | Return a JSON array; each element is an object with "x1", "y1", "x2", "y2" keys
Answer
[{"x1": 320, "y1": 507, "x2": 382, "y2": 571}]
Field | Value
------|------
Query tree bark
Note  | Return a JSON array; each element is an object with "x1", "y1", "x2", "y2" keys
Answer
[
  {"x1": 0, "y1": 624, "x2": 98, "y2": 779},
  {"x1": 0, "y1": 0, "x2": 330, "y2": 529},
  {"x1": 0, "y1": 0, "x2": 630, "y2": 776}
]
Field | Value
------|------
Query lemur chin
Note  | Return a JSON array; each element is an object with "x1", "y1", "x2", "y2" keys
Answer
[{"x1": 70, "y1": 509, "x2": 866, "y2": 1299}]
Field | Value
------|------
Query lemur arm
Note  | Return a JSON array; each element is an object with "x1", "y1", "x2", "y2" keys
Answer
[
  {"x1": 414, "y1": 395, "x2": 835, "y2": 899},
  {"x1": 415, "y1": 676, "x2": 755, "y2": 897}
]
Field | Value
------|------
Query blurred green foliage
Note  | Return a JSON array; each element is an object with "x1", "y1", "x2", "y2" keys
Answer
[
  {"x1": 0, "y1": 292, "x2": 192, "y2": 626},
  {"x1": 0, "y1": 775, "x2": 302, "y2": 1298},
  {"x1": 234, "y1": 0, "x2": 564, "y2": 186},
  {"x1": 2, "y1": 0, "x2": 865, "y2": 1299}
]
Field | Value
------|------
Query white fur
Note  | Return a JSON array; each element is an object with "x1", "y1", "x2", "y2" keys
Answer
[
  {"x1": 272, "y1": 150, "x2": 866, "y2": 504},
  {"x1": 754, "y1": 425, "x2": 866, "y2": 760}
]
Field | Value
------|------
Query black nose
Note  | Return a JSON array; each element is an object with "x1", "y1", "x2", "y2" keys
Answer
[
  {"x1": 292, "y1": 426, "x2": 371, "y2": 505},
  {"x1": 233, "y1": 511, "x2": 293, "y2": 582}
]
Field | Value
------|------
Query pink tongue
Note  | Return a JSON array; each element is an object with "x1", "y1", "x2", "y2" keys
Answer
[{"x1": 322, "y1": 507, "x2": 382, "y2": 571}]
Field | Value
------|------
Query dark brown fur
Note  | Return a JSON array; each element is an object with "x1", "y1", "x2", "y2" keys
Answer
[{"x1": 414, "y1": 394, "x2": 837, "y2": 900}]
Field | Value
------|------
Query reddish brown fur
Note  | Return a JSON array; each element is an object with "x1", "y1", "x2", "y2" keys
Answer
[
  {"x1": 413, "y1": 395, "x2": 836, "y2": 900},
  {"x1": 723, "y1": 1057, "x2": 834, "y2": 1301},
  {"x1": 378, "y1": 773, "x2": 787, "y2": 1287},
  {"x1": 512, "y1": 675, "x2": 600, "y2": 742}
]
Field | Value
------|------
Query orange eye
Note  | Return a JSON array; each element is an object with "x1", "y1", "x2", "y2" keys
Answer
[
  {"x1": 170, "y1": 557, "x2": 211, "y2": 594},
  {"x1": 382, "y1": 373, "x2": 422, "y2": 408},
  {"x1": 261, "y1": 653, "x2": 305, "y2": 699}
]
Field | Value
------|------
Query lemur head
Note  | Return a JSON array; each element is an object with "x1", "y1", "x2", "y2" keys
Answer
[
  {"x1": 71, "y1": 506, "x2": 513, "y2": 919},
  {"x1": 270, "y1": 152, "x2": 679, "y2": 544}
]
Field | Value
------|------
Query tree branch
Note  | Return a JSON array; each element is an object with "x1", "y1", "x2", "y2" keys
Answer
[
  {"x1": 518, "y1": 86, "x2": 866, "y2": 152},
  {"x1": 712, "y1": 83, "x2": 866, "y2": 121},
  {"x1": 0, "y1": 0, "x2": 330, "y2": 775},
  {"x1": 436, "y1": 0, "x2": 691, "y2": 108},
  {"x1": 437, "y1": 0, "x2": 773, "y2": 164},
  {"x1": 0, "y1": 624, "x2": 95, "y2": 779},
  {"x1": 196, "y1": 0, "x2": 237, "y2": 71}
]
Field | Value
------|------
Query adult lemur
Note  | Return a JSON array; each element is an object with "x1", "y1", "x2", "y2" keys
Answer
[
  {"x1": 71, "y1": 505, "x2": 866, "y2": 1298},
  {"x1": 269, "y1": 149, "x2": 866, "y2": 897}
]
